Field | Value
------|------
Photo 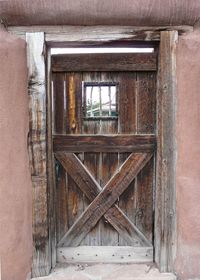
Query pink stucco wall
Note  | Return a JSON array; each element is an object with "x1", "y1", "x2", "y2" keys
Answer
[
  {"x1": 0, "y1": 0, "x2": 200, "y2": 26},
  {"x1": 0, "y1": 30, "x2": 32, "y2": 280},
  {"x1": 175, "y1": 28, "x2": 200, "y2": 280}
]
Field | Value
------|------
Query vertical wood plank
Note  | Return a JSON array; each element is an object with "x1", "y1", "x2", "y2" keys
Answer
[
  {"x1": 56, "y1": 164, "x2": 68, "y2": 243},
  {"x1": 53, "y1": 73, "x2": 65, "y2": 134},
  {"x1": 82, "y1": 152, "x2": 101, "y2": 245},
  {"x1": 155, "y1": 31, "x2": 177, "y2": 272},
  {"x1": 47, "y1": 49, "x2": 57, "y2": 269},
  {"x1": 118, "y1": 72, "x2": 137, "y2": 245},
  {"x1": 66, "y1": 72, "x2": 82, "y2": 134},
  {"x1": 136, "y1": 157, "x2": 154, "y2": 243},
  {"x1": 26, "y1": 32, "x2": 50, "y2": 277},
  {"x1": 64, "y1": 72, "x2": 85, "y2": 245},
  {"x1": 118, "y1": 72, "x2": 137, "y2": 134},
  {"x1": 137, "y1": 72, "x2": 156, "y2": 134}
]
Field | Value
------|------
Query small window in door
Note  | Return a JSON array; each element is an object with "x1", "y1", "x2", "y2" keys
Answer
[{"x1": 83, "y1": 82, "x2": 118, "y2": 118}]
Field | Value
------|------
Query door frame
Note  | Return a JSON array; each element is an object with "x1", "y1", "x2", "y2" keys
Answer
[{"x1": 8, "y1": 25, "x2": 180, "y2": 277}]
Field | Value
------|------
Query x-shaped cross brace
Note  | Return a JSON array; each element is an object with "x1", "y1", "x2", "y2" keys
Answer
[{"x1": 55, "y1": 152, "x2": 152, "y2": 247}]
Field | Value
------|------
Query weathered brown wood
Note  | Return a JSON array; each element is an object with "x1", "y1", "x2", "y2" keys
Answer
[
  {"x1": 155, "y1": 31, "x2": 177, "y2": 272},
  {"x1": 101, "y1": 152, "x2": 119, "y2": 245},
  {"x1": 118, "y1": 72, "x2": 137, "y2": 134},
  {"x1": 53, "y1": 73, "x2": 65, "y2": 134},
  {"x1": 65, "y1": 73, "x2": 83, "y2": 134},
  {"x1": 26, "y1": 32, "x2": 50, "y2": 277},
  {"x1": 8, "y1": 26, "x2": 193, "y2": 48},
  {"x1": 56, "y1": 164, "x2": 68, "y2": 243},
  {"x1": 52, "y1": 53, "x2": 157, "y2": 72},
  {"x1": 32, "y1": 176, "x2": 49, "y2": 276},
  {"x1": 47, "y1": 49, "x2": 57, "y2": 268},
  {"x1": 53, "y1": 135, "x2": 156, "y2": 152},
  {"x1": 57, "y1": 152, "x2": 153, "y2": 247},
  {"x1": 55, "y1": 153, "x2": 152, "y2": 247},
  {"x1": 136, "y1": 157, "x2": 154, "y2": 242},
  {"x1": 83, "y1": 152, "x2": 101, "y2": 245},
  {"x1": 137, "y1": 72, "x2": 156, "y2": 134}
]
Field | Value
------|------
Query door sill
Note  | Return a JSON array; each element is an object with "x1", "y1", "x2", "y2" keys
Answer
[{"x1": 57, "y1": 246, "x2": 153, "y2": 264}]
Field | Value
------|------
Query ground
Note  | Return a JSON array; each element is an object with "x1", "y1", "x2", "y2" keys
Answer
[{"x1": 32, "y1": 263, "x2": 176, "y2": 280}]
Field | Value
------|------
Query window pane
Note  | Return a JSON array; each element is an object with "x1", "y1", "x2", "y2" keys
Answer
[{"x1": 84, "y1": 84, "x2": 117, "y2": 118}]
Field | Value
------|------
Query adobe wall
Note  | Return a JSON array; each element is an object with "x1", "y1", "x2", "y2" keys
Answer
[
  {"x1": 0, "y1": 30, "x2": 32, "y2": 280},
  {"x1": 175, "y1": 28, "x2": 200, "y2": 280},
  {"x1": 0, "y1": 0, "x2": 200, "y2": 26}
]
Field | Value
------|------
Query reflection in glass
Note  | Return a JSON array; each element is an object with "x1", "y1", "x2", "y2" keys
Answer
[{"x1": 85, "y1": 85, "x2": 117, "y2": 117}]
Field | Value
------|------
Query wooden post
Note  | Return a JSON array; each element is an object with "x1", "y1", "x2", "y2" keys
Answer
[
  {"x1": 26, "y1": 32, "x2": 51, "y2": 277},
  {"x1": 155, "y1": 31, "x2": 178, "y2": 272}
]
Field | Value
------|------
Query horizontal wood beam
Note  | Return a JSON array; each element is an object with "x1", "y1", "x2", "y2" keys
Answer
[
  {"x1": 53, "y1": 134, "x2": 156, "y2": 152},
  {"x1": 51, "y1": 53, "x2": 157, "y2": 72},
  {"x1": 57, "y1": 246, "x2": 153, "y2": 264},
  {"x1": 8, "y1": 25, "x2": 193, "y2": 47}
]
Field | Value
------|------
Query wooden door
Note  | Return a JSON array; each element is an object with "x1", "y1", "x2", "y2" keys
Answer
[{"x1": 52, "y1": 53, "x2": 157, "y2": 263}]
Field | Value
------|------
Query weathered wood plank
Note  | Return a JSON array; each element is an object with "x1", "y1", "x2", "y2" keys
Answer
[
  {"x1": 8, "y1": 25, "x2": 193, "y2": 47},
  {"x1": 57, "y1": 152, "x2": 153, "y2": 247},
  {"x1": 32, "y1": 176, "x2": 49, "y2": 277},
  {"x1": 118, "y1": 72, "x2": 137, "y2": 134},
  {"x1": 47, "y1": 48, "x2": 57, "y2": 268},
  {"x1": 137, "y1": 72, "x2": 156, "y2": 134},
  {"x1": 26, "y1": 32, "x2": 50, "y2": 277},
  {"x1": 57, "y1": 246, "x2": 153, "y2": 264},
  {"x1": 52, "y1": 73, "x2": 65, "y2": 134},
  {"x1": 55, "y1": 153, "x2": 151, "y2": 247},
  {"x1": 101, "y1": 152, "x2": 119, "y2": 245},
  {"x1": 65, "y1": 72, "x2": 83, "y2": 134},
  {"x1": 53, "y1": 135, "x2": 156, "y2": 152},
  {"x1": 83, "y1": 152, "x2": 101, "y2": 245},
  {"x1": 52, "y1": 53, "x2": 157, "y2": 72},
  {"x1": 136, "y1": 157, "x2": 154, "y2": 243},
  {"x1": 155, "y1": 31, "x2": 177, "y2": 272},
  {"x1": 56, "y1": 163, "x2": 68, "y2": 243}
]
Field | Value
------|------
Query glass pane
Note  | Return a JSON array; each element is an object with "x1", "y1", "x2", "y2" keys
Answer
[{"x1": 85, "y1": 84, "x2": 117, "y2": 118}]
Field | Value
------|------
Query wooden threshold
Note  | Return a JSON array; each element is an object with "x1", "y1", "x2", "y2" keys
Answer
[{"x1": 57, "y1": 246, "x2": 153, "y2": 264}]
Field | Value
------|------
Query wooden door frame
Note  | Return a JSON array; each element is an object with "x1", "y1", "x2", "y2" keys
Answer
[{"x1": 8, "y1": 25, "x2": 184, "y2": 277}]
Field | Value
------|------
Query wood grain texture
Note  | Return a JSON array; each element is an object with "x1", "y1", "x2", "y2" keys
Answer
[
  {"x1": 155, "y1": 31, "x2": 177, "y2": 272},
  {"x1": 56, "y1": 164, "x2": 68, "y2": 243},
  {"x1": 57, "y1": 152, "x2": 153, "y2": 247},
  {"x1": 118, "y1": 72, "x2": 137, "y2": 134},
  {"x1": 136, "y1": 157, "x2": 154, "y2": 243},
  {"x1": 26, "y1": 32, "x2": 50, "y2": 277},
  {"x1": 52, "y1": 73, "x2": 65, "y2": 134},
  {"x1": 137, "y1": 72, "x2": 156, "y2": 134},
  {"x1": 65, "y1": 73, "x2": 83, "y2": 134},
  {"x1": 57, "y1": 246, "x2": 153, "y2": 263},
  {"x1": 53, "y1": 135, "x2": 156, "y2": 152},
  {"x1": 55, "y1": 153, "x2": 151, "y2": 247},
  {"x1": 52, "y1": 53, "x2": 157, "y2": 72}
]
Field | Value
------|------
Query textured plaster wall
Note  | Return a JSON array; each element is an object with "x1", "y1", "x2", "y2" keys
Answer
[
  {"x1": 176, "y1": 28, "x2": 200, "y2": 280},
  {"x1": 0, "y1": 29, "x2": 32, "y2": 280},
  {"x1": 0, "y1": 0, "x2": 200, "y2": 26}
]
